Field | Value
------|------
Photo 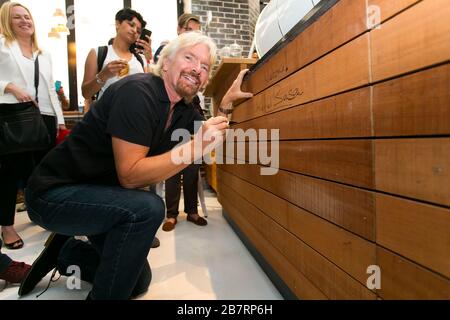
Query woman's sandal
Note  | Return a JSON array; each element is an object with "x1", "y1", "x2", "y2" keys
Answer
[{"x1": 1, "y1": 232, "x2": 24, "y2": 250}]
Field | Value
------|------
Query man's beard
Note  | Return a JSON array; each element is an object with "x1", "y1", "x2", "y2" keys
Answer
[{"x1": 175, "y1": 71, "x2": 201, "y2": 101}]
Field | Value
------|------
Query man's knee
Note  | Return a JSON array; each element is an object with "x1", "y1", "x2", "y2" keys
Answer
[
  {"x1": 136, "y1": 193, "x2": 165, "y2": 224},
  {"x1": 152, "y1": 195, "x2": 165, "y2": 223}
]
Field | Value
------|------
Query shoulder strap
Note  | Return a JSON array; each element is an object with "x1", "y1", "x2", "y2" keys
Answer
[
  {"x1": 133, "y1": 52, "x2": 144, "y2": 70},
  {"x1": 97, "y1": 46, "x2": 108, "y2": 72},
  {"x1": 34, "y1": 55, "x2": 39, "y2": 103},
  {"x1": 93, "y1": 46, "x2": 108, "y2": 100}
]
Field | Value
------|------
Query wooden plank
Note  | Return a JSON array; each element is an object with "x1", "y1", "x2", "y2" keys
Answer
[
  {"x1": 233, "y1": 34, "x2": 370, "y2": 123},
  {"x1": 368, "y1": 0, "x2": 421, "y2": 22},
  {"x1": 233, "y1": 87, "x2": 371, "y2": 140},
  {"x1": 218, "y1": 168, "x2": 288, "y2": 228},
  {"x1": 242, "y1": 0, "x2": 367, "y2": 95},
  {"x1": 221, "y1": 196, "x2": 328, "y2": 299},
  {"x1": 373, "y1": 63, "x2": 450, "y2": 136},
  {"x1": 220, "y1": 186, "x2": 376, "y2": 300},
  {"x1": 233, "y1": 63, "x2": 450, "y2": 138},
  {"x1": 370, "y1": 0, "x2": 450, "y2": 82},
  {"x1": 204, "y1": 58, "x2": 257, "y2": 115},
  {"x1": 218, "y1": 168, "x2": 376, "y2": 285},
  {"x1": 375, "y1": 138, "x2": 450, "y2": 207},
  {"x1": 376, "y1": 193, "x2": 450, "y2": 278},
  {"x1": 377, "y1": 246, "x2": 450, "y2": 299},
  {"x1": 204, "y1": 58, "x2": 257, "y2": 97},
  {"x1": 219, "y1": 164, "x2": 375, "y2": 241},
  {"x1": 221, "y1": 140, "x2": 375, "y2": 189}
]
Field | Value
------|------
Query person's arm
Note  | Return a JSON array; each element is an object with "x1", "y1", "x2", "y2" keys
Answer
[
  {"x1": 0, "y1": 80, "x2": 11, "y2": 96},
  {"x1": 112, "y1": 116, "x2": 229, "y2": 189},
  {"x1": 216, "y1": 69, "x2": 253, "y2": 119},
  {"x1": 135, "y1": 35, "x2": 152, "y2": 65},
  {"x1": 4, "y1": 83, "x2": 35, "y2": 104},
  {"x1": 81, "y1": 49, "x2": 126, "y2": 99}
]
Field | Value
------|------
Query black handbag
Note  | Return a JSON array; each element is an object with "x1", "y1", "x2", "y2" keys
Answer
[{"x1": 0, "y1": 56, "x2": 50, "y2": 155}]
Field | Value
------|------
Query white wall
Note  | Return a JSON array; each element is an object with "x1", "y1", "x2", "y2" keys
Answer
[{"x1": 132, "y1": 0, "x2": 178, "y2": 52}]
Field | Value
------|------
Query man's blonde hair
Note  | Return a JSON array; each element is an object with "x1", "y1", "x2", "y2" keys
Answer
[
  {"x1": 152, "y1": 31, "x2": 217, "y2": 80},
  {"x1": 178, "y1": 13, "x2": 201, "y2": 29},
  {"x1": 0, "y1": 2, "x2": 40, "y2": 51}
]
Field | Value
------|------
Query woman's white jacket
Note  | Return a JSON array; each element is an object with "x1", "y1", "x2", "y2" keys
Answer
[{"x1": 0, "y1": 35, "x2": 65, "y2": 125}]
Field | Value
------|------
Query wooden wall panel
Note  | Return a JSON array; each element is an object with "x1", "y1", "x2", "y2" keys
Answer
[
  {"x1": 219, "y1": 164, "x2": 375, "y2": 241},
  {"x1": 217, "y1": 168, "x2": 289, "y2": 227},
  {"x1": 368, "y1": 0, "x2": 421, "y2": 22},
  {"x1": 234, "y1": 87, "x2": 371, "y2": 140},
  {"x1": 376, "y1": 194, "x2": 450, "y2": 278},
  {"x1": 208, "y1": 0, "x2": 449, "y2": 299},
  {"x1": 222, "y1": 196, "x2": 328, "y2": 299},
  {"x1": 221, "y1": 188, "x2": 376, "y2": 300},
  {"x1": 222, "y1": 137, "x2": 450, "y2": 205},
  {"x1": 375, "y1": 138, "x2": 450, "y2": 206},
  {"x1": 234, "y1": 34, "x2": 370, "y2": 123},
  {"x1": 243, "y1": 0, "x2": 367, "y2": 95},
  {"x1": 218, "y1": 168, "x2": 376, "y2": 285},
  {"x1": 377, "y1": 246, "x2": 450, "y2": 299},
  {"x1": 371, "y1": 0, "x2": 450, "y2": 82},
  {"x1": 234, "y1": 62, "x2": 450, "y2": 139},
  {"x1": 373, "y1": 64, "x2": 450, "y2": 137},
  {"x1": 222, "y1": 140, "x2": 375, "y2": 189}
]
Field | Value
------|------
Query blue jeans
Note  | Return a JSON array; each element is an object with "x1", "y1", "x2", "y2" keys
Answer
[{"x1": 25, "y1": 184, "x2": 165, "y2": 299}]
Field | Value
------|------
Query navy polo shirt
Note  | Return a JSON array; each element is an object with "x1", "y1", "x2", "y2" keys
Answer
[{"x1": 28, "y1": 73, "x2": 204, "y2": 195}]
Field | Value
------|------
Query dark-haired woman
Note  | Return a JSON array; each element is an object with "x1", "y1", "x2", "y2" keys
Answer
[{"x1": 82, "y1": 8, "x2": 152, "y2": 100}]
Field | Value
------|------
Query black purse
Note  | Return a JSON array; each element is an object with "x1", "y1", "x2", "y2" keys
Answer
[{"x1": 0, "y1": 56, "x2": 50, "y2": 155}]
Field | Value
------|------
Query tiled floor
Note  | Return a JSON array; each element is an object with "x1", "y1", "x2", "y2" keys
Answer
[{"x1": 0, "y1": 188, "x2": 282, "y2": 300}]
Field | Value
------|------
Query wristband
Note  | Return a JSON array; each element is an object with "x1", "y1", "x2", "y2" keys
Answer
[
  {"x1": 218, "y1": 105, "x2": 233, "y2": 115},
  {"x1": 95, "y1": 73, "x2": 105, "y2": 85}
]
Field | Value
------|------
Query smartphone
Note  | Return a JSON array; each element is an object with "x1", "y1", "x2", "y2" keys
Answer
[{"x1": 135, "y1": 29, "x2": 152, "y2": 51}]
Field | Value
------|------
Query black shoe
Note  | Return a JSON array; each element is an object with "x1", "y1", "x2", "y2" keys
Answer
[
  {"x1": 187, "y1": 214, "x2": 208, "y2": 226},
  {"x1": 130, "y1": 260, "x2": 152, "y2": 299},
  {"x1": 18, "y1": 233, "x2": 70, "y2": 296},
  {"x1": 151, "y1": 237, "x2": 160, "y2": 248},
  {"x1": 57, "y1": 238, "x2": 100, "y2": 283}
]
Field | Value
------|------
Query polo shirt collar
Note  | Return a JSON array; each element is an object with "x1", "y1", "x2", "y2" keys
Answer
[{"x1": 153, "y1": 74, "x2": 190, "y2": 111}]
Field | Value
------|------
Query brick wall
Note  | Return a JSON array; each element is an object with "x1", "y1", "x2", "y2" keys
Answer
[{"x1": 191, "y1": 0, "x2": 259, "y2": 59}]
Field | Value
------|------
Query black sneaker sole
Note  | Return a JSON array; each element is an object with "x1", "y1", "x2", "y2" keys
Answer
[{"x1": 18, "y1": 233, "x2": 70, "y2": 296}]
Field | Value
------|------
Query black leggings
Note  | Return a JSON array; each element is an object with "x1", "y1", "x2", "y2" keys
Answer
[{"x1": 0, "y1": 115, "x2": 57, "y2": 226}]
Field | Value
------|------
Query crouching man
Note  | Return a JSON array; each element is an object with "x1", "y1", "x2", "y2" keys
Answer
[{"x1": 20, "y1": 31, "x2": 252, "y2": 300}]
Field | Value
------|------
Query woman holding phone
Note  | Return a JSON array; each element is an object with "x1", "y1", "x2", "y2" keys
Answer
[{"x1": 82, "y1": 8, "x2": 152, "y2": 100}]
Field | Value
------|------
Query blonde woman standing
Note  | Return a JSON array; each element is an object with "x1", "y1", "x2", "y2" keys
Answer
[{"x1": 0, "y1": 2, "x2": 66, "y2": 249}]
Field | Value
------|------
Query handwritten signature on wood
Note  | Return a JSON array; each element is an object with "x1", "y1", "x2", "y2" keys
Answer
[
  {"x1": 272, "y1": 87, "x2": 304, "y2": 109},
  {"x1": 265, "y1": 64, "x2": 289, "y2": 83}
]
